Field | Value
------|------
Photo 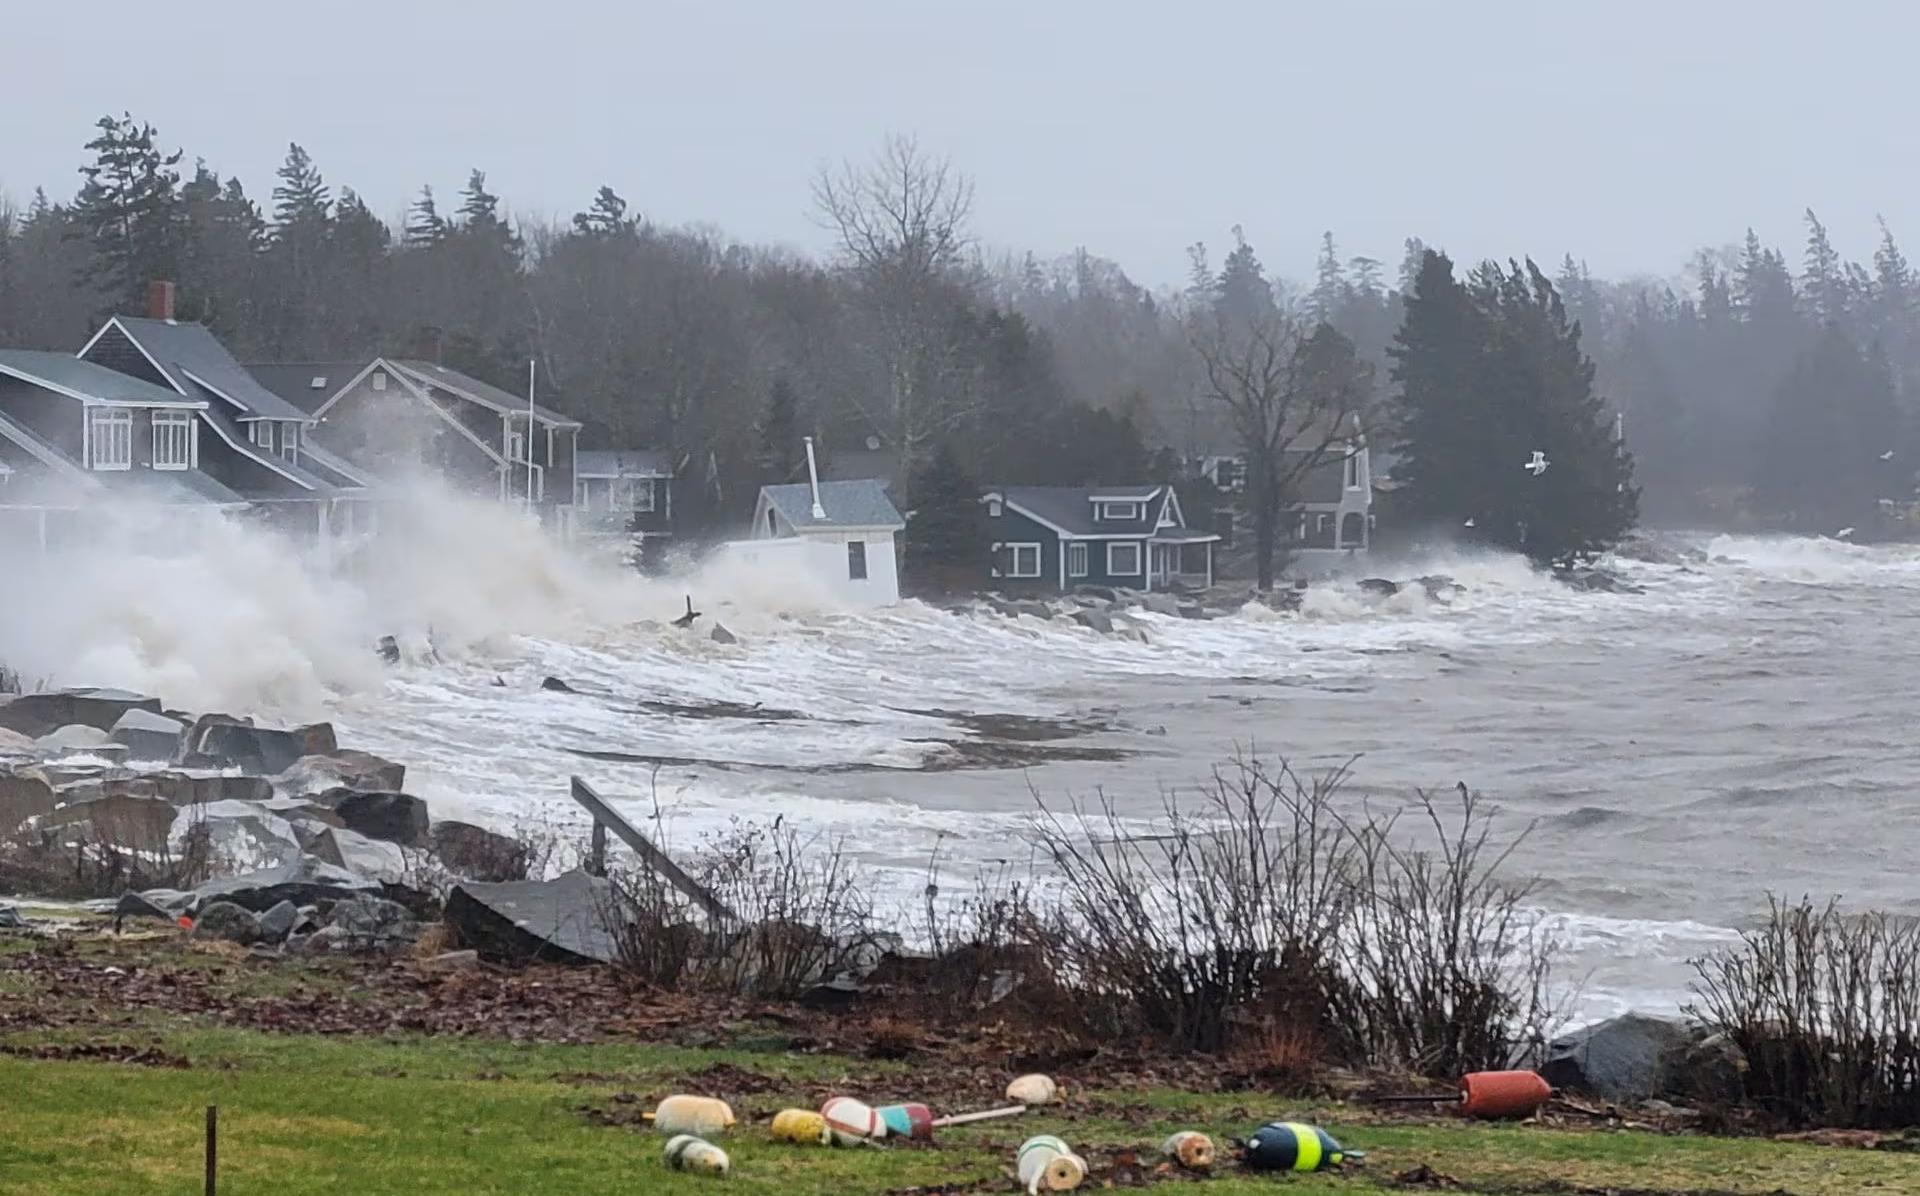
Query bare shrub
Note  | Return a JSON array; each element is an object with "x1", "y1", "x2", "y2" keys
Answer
[
  {"x1": 1023, "y1": 755, "x2": 1358, "y2": 1053},
  {"x1": 1690, "y1": 896, "x2": 1920, "y2": 1128},
  {"x1": 1331, "y1": 784, "x2": 1561, "y2": 1078},
  {"x1": 1, "y1": 801, "x2": 209, "y2": 899},
  {"x1": 914, "y1": 849, "x2": 1046, "y2": 1017}
]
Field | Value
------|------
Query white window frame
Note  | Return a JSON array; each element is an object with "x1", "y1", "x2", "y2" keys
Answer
[
  {"x1": 1067, "y1": 541, "x2": 1089, "y2": 578},
  {"x1": 1098, "y1": 501, "x2": 1141, "y2": 521},
  {"x1": 1007, "y1": 542, "x2": 1042, "y2": 579},
  {"x1": 279, "y1": 423, "x2": 299, "y2": 463},
  {"x1": 1345, "y1": 453, "x2": 1361, "y2": 489},
  {"x1": 152, "y1": 410, "x2": 194, "y2": 471},
  {"x1": 505, "y1": 429, "x2": 526, "y2": 463},
  {"x1": 1107, "y1": 541, "x2": 1142, "y2": 576},
  {"x1": 251, "y1": 421, "x2": 274, "y2": 449},
  {"x1": 90, "y1": 408, "x2": 133, "y2": 471}
]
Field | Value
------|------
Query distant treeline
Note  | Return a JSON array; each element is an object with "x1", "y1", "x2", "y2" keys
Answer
[{"x1": 0, "y1": 115, "x2": 1903, "y2": 535}]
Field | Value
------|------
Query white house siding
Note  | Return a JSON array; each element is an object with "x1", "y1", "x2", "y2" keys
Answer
[{"x1": 720, "y1": 533, "x2": 900, "y2": 608}]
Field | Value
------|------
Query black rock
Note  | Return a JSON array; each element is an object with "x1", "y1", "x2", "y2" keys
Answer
[
  {"x1": 431, "y1": 820, "x2": 531, "y2": 883},
  {"x1": 0, "y1": 688, "x2": 161, "y2": 739},
  {"x1": 799, "y1": 978, "x2": 870, "y2": 1011},
  {"x1": 0, "y1": 906, "x2": 24, "y2": 930},
  {"x1": 191, "y1": 900, "x2": 262, "y2": 945},
  {"x1": 376, "y1": 635, "x2": 402, "y2": 664},
  {"x1": 317, "y1": 789, "x2": 430, "y2": 848},
  {"x1": 1358, "y1": 577, "x2": 1401, "y2": 597},
  {"x1": 187, "y1": 858, "x2": 379, "y2": 913},
  {"x1": 186, "y1": 718, "x2": 337, "y2": 775},
  {"x1": 326, "y1": 895, "x2": 420, "y2": 947},
  {"x1": 709, "y1": 623, "x2": 738, "y2": 645},
  {"x1": 444, "y1": 871, "x2": 619, "y2": 965},
  {"x1": 1539, "y1": 1013, "x2": 1694, "y2": 1102},
  {"x1": 540, "y1": 676, "x2": 578, "y2": 693},
  {"x1": 1071, "y1": 609, "x2": 1115, "y2": 634},
  {"x1": 256, "y1": 900, "x2": 300, "y2": 943}
]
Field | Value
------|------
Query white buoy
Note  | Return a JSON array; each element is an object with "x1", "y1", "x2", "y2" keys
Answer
[
  {"x1": 1006, "y1": 1074, "x2": 1058, "y2": 1105},
  {"x1": 647, "y1": 1095, "x2": 736, "y2": 1137},
  {"x1": 1017, "y1": 1135, "x2": 1086, "y2": 1194},
  {"x1": 663, "y1": 1134, "x2": 730, "y2": 1176},
  {"x1": 820, "y1": 1096, "x2": 885, "y2": 1145}
]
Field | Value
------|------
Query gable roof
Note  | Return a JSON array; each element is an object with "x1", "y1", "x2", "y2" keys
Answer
[
  {"x1": 245, "y1": 362, "x2": 368, "y2": 416},
  {"x1": 761, "y1": 479, "x2": 903, "y2": 531},
  {"x1": 988, "y1": 485, "x2": 1173, "y2": 538},
  {"x1": 576, "y1": 449, "x2": 670, "y2": 478},
  {"x1": 390, "y1": 360, "x2": 581, "y2": 428},
  {"x1": 89, "y1": 317, "x2": 315, "y2": 422},
  {"x1": 0, "y1": 350, "x2": 205, "y2": 409}
]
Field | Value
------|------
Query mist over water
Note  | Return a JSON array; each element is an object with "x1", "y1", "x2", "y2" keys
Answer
[{"x1": 7, "y1": 496, "x2": 1913, "y2": 1024}]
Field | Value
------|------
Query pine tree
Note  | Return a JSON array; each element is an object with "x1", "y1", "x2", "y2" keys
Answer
[
  {"x1": 404, "y1": 185, "x2": 445, "y2": 248},
  {"x1": 1802, "y1": 208, "x2": 1848, "y2": 325},
  {"x1": 571, "y1": 186, "x2": 633, "y2": 237},
  {"x1": 1391, "y1": 253, "x2": 1635, "y2": 562},
  {"x1": 905, "y1": 440, "x2": 980, "y2": 584},
  {"x1": 70, "y1": 112, "x2": 183, "y2": 309},
  {"x1": 458, "y1": 169, "x2": 519, "y2": 254},
  {"x1": 1397, "y1": 237, "x2": 1429, "y2": 293},
  {"x1": 177, "y1": 162, "x2": 264, "y2": 329},
  {"x1": 756, "y1": 376, "x2": 803, "y2": 482},
  {"x1": 1214, "y1": 226, "x2": 1273, "y2": 324},
  {"x1": 1756, "y1": 325, "x2": 1900, "y2": 530},
  {"x1": 1307, "y1": 230, "x2": 1346, "y2": 324},
  {"x1": 271, "y1": 143, "x2": 332, "y2": 232}
]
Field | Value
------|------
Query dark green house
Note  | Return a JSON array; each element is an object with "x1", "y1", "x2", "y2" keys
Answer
[{"x1": 981, "y1": 484, "x2": 1219, "y2": 592}]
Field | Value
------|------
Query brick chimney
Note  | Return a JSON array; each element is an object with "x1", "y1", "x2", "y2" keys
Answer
[{"x1": 146, "y1": 280, "x2": 177, "y2": 322}]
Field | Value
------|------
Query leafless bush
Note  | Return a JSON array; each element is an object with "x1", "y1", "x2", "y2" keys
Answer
[
  {"x1": 0, "y1": 802, "x2": 209, "y2": 899},
  {"x1": 601, "y1": 818, "x2": 882, "y2": 1000},
  {"x1": 914, "y1": 850, "x2": 1045, "y2": 1017},
  {"x1": 1331, "y1": 784, "x2": 1561, "y2": 1077},
  {"x1": 1023, "y1": 755, "x2": 1359, "y2": 1053},
  {"x1": 1690, "y1": 896, "x2": 1920, "y2": 1128}
]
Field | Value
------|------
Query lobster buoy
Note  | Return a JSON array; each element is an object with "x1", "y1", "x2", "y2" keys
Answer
[
  {"x1": 1016, "y1": 1135, "x2": 1086, "y2": 1194},
  {"x1": 1458, "y1": 1070, "x2": 1553, "y2": 1119},
  {"x1": 1006, "y1": 1074, "x2": 1058, "y2": 1105},
  {"x1": 647, "y1": 1095, "x2": 736, "y2": 1137},
  {"x1": 820, "y1": 1096, "x2": 885, "y2": 1145},
  {"x1": 663, "y1": 1134, "x2": 730, "y2": 1176},
  {"x1": 771, "y1": 1108, "x2": 832, "y2": 1145},
  {"x1": 877, "y1": 1102, "x2": 935, "y2": 1140},
  {"x1": 1244, "y1": 1122, "x2": 1359, "y2": 1172},
  {"x1": 1162, "y1": 1130, "x2": 1215, "y2": 1170}
]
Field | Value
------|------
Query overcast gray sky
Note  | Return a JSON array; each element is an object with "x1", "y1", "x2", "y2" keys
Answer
[{"x1": 6, "y1": 0, "x2": 1916, "y2": 288}]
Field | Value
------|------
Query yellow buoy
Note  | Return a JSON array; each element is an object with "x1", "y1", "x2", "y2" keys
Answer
[
  {"x1": 771, "y1": 1108, "x2": 832, "y2": 1145},
  {"x1": 647, "y1": 1095, "x2": 736, "y2": 1137}
]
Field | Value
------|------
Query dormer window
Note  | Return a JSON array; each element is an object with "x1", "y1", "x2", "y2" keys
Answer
[
  {"x1": 251, "y1": 421, "x2": 274, "y2": 449},
  {"x1": 987, "y1": 497, "x2": 1002, "y2": 517},
  {"x1": 372, "y1": 371, "x2": 387, "y2": 392},
  {"x1": 90, "y1": 408, "x2": 133, "y2": 470},
  {"x1": 506, "y1": 430, "x2": 525, "y2": 462},
  {"x1": 1097, "y1": 501, "x2": 1141, "y2": 521}
]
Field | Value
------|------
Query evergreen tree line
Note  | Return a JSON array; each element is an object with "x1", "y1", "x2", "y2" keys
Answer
[{"x1": 2, "y1": 114, "x2": 1892, "y2": 543}]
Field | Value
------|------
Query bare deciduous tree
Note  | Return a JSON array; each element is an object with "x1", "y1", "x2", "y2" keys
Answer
[
  {"x1": 1191, "y1": 302, "x2": 1375, "y2": 590},
  {"x1": 813, "y1": 134, "x2": 978, "y2": 496}
]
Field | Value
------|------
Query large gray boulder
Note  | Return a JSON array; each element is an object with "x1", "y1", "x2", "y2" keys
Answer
[
  {"x1": 35, "y1": 724, "x2": 127, "y2": 757},
  {"x1": 185, "y1": 857, "x2": 380, "y2": 913},
  {"x1": 1539, "y1": 1013, "x2": 1694, "y2": 1102},
  {"x1": 314, "y1": 789, "x2": 429, "y2": 847},
  {"x1": 41, "y1": 791, "x2": 178, "y2": 849},
  {"x1": 256, "y1": 900, "x2": 301, "y2": 943},
  {"x1": 445, "y1": 871, "x2": 619, "y2": 965},
  {"x1": 0, "y1": 689, "x2": 161, "y2": 738},
  {"x1": 185, "y1": 718, "x2": 337, "y2": 775},
  {"x1": 191, "y1": 900, "x2": 262, "y2": 945},
  {"x1": 1071, "y1": 609, "x2": 1115, "y2": 634},
  {"x1": 431, "y1": 820, "x2": 531, "y2": 882},
  {"x1": 183, "y1": 801, "x2": 304, "y2": 871},
  {"x1": 0, "y1": 727, "x2": 35, "y2": 753},
  {"x1": 109, "y1": 709, "x2": 186, "y2": 762},
  {"x1": 325, "y1": 895, "x2": 419, "y2": 952},
  {"x1": 272, "y1": 751, "x2": 406, "y2": 799},
  {"x1": 1138, "y1": 592, "x2": 1183, "y2": 617},
  {"x1": 0, "y1": 771, "x2": 56, "y2": 831}
]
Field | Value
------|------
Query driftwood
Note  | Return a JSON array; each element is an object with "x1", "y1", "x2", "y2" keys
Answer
[{"x1": 568, "y1": 776, "x2": 736, "y2": 923}]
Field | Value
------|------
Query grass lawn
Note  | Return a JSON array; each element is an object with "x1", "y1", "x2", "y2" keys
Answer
[
  {"x1": 0, "y1": 933, "x2": 1914, "y2": 1194},
  {"x1": 3, "y1": 1026, "x2": 1916, "y2": 1196}
]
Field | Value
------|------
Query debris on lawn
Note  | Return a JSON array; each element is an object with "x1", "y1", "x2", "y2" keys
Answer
[
  {"x1": 663, "y1": 1133, "x2": 730, "y2": 1176},
  {"x1": 772, "y1": 1108, "x2": 833, "y2": 1145},
  {"x1": 1161, "y1": 1130, "x2": 1214, "y2": 1170},
  {"x1": 1006, "y1": 1073, "x2": 1058, "y2": 1105},
  {"x1": 647, "y1": 1095, "x2": 737, "y2": 1137},
  {"x1": 1015, "y1": 1134, "x2": 1087, "y2": 1193},
  {"x1": 1243, "y1": 1121, "x2": 1362, "y2": 1171}
]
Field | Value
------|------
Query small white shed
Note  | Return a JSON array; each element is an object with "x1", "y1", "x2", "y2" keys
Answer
[{"x1": 745, "y1": 444, "x2": 904, "y2": 608}]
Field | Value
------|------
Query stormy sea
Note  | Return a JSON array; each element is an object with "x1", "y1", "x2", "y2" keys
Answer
[{"x1": 7, "y1": 490, "x2": 1911, "y2": 1025}]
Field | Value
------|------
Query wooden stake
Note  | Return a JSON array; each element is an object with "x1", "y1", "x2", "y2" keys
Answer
[{"x1": 204, "y1": 1105, "x2": 218, "y2": 1196}]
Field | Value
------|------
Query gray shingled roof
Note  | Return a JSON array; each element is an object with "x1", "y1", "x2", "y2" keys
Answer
[
  {"x1": 111, "y1": 318, "x2": 315, "y2": 422},
  {"x1": 94, "y1": 467, "x2": 248, "y2": 506},
  {"x1": 0, "y1": 350, "x2": 204, "y2": 408},
  {"x1": 198, "y1": 406, "x2": 345, "y2": 497},
  {"x1": 392, "y1": 360, "x2": 581, "y2": 428},
  {"x1": 245, "y1": 362, "x2": 368, "y2": 415},
  {"x1": 762, "y1": 480, "x2": 903, "y2": 531},
  {"x1": 996, "y1": 485, "x2": 1170, "y2": 536},
  {"x1": 576, "y1": 449, "x2": 670, "y2": 478}
]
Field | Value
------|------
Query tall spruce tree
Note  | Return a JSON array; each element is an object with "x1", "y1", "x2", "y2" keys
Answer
[
  {"x1": 1391, "y1": 252, "x2": 1635, "y2": 562},
  {"x1": 1307, "y1": 231, "x2": 1345, "y2": 324},
  {"x1": 905, "y1": 439, "x2": 979, "y2": 585},
  {"x1": 1802, "y1": 209, "x2": 1848, "y2": 326},
  {"x1": 1755, "y1": 325, "x2": 1900, "y2": 531},
  {"x1": 71, "y1": 112, "x2": 183, "y2": 310},
  {"x1": 404, "y1": 185, "x2": 446, "y2": 247}
]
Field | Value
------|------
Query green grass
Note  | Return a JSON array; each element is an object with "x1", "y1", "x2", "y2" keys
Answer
[{"x1": 1, "y1": 1025, "x2": 1914, "y2": 1196}]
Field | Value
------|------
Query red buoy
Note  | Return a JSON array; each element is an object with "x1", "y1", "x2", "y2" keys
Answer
[{"x1": 1457, "y1": 1070, "x2": 1552, "y2": 1119}]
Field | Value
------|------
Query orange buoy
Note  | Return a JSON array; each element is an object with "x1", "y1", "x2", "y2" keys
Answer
[{"x1": 1457, "y1": 1070, "x2": 1552, "y2": 1119}]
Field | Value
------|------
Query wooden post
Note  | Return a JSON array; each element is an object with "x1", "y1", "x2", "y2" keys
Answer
[
  {"x1": 568, "y1": 776, "x2": 735, "y2": 923},
  {"x1": 204, "y1": 1105, "x2": 217, "y2": 1196},
  {"x1": 588, "y1": 822, "x2": 607, "y2": 878}
]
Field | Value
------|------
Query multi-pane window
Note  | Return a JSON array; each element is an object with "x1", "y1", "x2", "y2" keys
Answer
[
  {"x1": 152, "y1": 411, "x2": 193, "y2": 470},
  {"x1": 90, "y1": 408, "x2": 133, "y2": 470}
]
